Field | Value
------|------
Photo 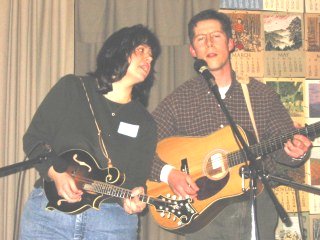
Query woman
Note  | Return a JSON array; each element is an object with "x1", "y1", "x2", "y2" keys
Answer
[{"x1": 20, "y1": 24, "x2": 161, "y2": 240}]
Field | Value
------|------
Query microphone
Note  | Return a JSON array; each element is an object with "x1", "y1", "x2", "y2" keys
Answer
[{"x1": 193, "y1": 59, "x2": 216, "y2": 84}]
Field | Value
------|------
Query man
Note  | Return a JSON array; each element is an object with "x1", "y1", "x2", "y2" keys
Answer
[{"x1": 150, "y1": 9, "x2": 311, "y2": 239}]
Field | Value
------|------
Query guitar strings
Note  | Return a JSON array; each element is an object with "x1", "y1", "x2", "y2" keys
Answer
[
  {"x1": 71, "y1": 175, "x2": 169, "y2": 204},
  {"x1": 205, "y1": 153, "x2": 309, "y2": 185}
]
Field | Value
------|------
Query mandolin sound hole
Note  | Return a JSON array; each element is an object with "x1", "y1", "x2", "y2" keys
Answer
[{"x1": 203, "y1": 150, "x2": 229, "y2": 180}]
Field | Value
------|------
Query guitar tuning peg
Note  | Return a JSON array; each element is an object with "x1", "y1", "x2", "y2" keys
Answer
[
  {"x1": 178, "y1": 196, "x2": 183, "y2": 200},
  {"x1": 172, "y1": 195, "x2": 177, "y2": 200},
  {"x1": 160, "y1": 212, "x2": 165, "y2": 218},
  {"x1": 178, "y1": 221, "x2": 182, "y2": 226},
  {"x1": 166, "y1": 193, "x2": 171, "y2": 198},
  {"x1": 167, "y1": 212, "x2": 171, "y2": 219},
  {"x1": 173, "y1": 216, "x2": 177, "y2": 221}
]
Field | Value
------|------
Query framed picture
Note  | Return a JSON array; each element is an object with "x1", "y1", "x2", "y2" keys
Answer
[{"x1": 309, "y1": 214, "x2": 320, "y2": 240}]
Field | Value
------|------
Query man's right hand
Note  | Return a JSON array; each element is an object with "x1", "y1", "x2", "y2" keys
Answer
[{"x1": 167, "y1": 169, "x2": 199, "y2": 199}]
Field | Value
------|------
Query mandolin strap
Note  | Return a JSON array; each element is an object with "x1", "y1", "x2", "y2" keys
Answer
[{"x1": 79, "y1": 76, "x2": 113, "y2": 167}]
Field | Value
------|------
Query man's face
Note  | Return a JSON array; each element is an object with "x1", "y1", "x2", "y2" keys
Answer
[{"x1": 189, "y1": 19, "x2": 234, "y2": 73}]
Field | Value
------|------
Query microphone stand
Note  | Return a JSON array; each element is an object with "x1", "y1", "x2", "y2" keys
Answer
[
  {"x1": 0, "y1": 142, "x2": 52, "y2": 178},
  {"x1": 204, "y1": 77, "x2": 291, "y2": 240},
  {"x1": 266, "y1": 174, "x2": 320, "y2": 195},
  {"x1": 0, "y1": 155, "x2": 47, "y2": 178}
]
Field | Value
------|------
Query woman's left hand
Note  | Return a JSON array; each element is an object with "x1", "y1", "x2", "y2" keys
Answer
[{"x1": 123, "y1": 187, "x2": 146, "y2": 214}]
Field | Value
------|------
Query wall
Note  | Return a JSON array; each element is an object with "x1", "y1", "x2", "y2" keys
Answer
[{"x1": 220, "y1": 1, "x2": 320, "y2": 239}]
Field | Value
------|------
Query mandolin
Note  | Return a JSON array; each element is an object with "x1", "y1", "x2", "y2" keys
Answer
[{"x1": 44, "y1": 149, "x2": 198, "y2": 227}]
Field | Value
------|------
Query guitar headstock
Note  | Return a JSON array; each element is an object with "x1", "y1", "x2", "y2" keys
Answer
[{"x1": 152, "y1": 194, "x2": 198, "y2": 226}]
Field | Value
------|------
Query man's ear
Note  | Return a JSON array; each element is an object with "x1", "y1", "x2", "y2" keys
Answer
[
  {"x1": 228, "y1": 38, "x2": 235, "y2": 52},
  {"x1": 189, "y1": 44, "x2": 197, "y2": 58}
]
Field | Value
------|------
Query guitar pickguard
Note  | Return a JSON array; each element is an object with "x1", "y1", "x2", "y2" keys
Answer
[{"x1": 196, "y1": 174, "x2": 230, "y2": 200}]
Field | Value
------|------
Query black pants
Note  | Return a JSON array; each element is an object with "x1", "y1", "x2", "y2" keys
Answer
[{"x1": 186, "y1": 190, "x2": 278, "y2": 240}]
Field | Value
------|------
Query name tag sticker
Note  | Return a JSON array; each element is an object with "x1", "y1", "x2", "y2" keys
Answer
[{"x1": 118, "y1": 122, "x2": 139, "y2": 138}]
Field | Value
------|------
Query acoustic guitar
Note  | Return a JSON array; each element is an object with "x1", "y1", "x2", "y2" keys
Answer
[
  {"x1": 147, "y1": 122, "x2": 320, "y2": 233},
  {"x1": 44, "y1": 149, "x2": 197, "y2": 225}
]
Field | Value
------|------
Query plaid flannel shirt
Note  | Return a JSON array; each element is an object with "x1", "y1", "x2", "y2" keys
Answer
[{"x1": 150, "y1": 72, "x2": 304, "y2": 182}]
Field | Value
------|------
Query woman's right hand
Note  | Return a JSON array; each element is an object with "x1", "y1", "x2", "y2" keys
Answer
[{"x1": 48, "y1": 166, "x2": 83, "y2": 203}]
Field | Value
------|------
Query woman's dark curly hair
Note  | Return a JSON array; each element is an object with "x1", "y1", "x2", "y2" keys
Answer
[{"x1": 89, "y1": 24, "x2": 161, "y2": 106}]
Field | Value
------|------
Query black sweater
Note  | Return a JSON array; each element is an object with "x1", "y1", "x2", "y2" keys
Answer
[{"x1": 23, "y1": 74, "x2": 157, "y2": 194}]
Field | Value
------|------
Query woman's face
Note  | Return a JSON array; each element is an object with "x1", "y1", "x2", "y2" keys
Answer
[{"x1": 125, "y1": 44, "x2": 153, "y2": 85}]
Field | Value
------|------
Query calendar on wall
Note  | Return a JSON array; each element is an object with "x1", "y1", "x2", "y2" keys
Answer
[
  {"x1": 220, "y1": 0, "x2": 263, "y2": 10},
  {"x1": 221, "y1": 10, "x2": 264, "y2": 78},
  {"x1": 306, "y1": 0, "x2": 320, "y2": 13},
  {"x1": 220, "y1": 1, "x2": 320, "y2": 238},
  {"x1": 263, "y1": 12, "x2": 305, "y2": 77},
  {"x1": 263, "y1": 0, "x2": 304, "y2": 12},
  {"x1": 305, "y1": 14, "x2": 320, "y2": 79}
]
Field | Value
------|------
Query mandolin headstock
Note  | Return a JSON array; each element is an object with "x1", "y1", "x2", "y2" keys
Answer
[{"x1": 151, "y1": 194, "x2": 198, "y2": 227}]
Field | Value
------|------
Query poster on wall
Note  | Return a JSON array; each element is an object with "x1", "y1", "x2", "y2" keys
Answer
[
  {"x1": 262, "y1": 78, "x2": 305, "y2": 125},
  {"x1": 305, "y1": 80, "x2": 320, "y2": 119},
  {"x1": 263, "y1": 0, "x2": 304, "y2": 12},
  {"x1": 305, "y1": 116, "x2": 320, "y2": 214},
  {"x1": 263, "y1": 12, "x2": 305, "y2": 77},
  {"x1": 306, "y1": 159, "x2": 320, "y2": 214},
  {"x1": 305, "y1": 14, "x2": 320, "y2": 79},
  {"x1": 274, "y1": 186, "x2": 309, "y2": 212},
  {"x1": 275, "y1": 213, "x2": 309, "y2": 240},
  {"x1": 221, "y1": 10, "x2": 264, "y2": 79},
  {"x1": 309, "y1": 214, "x2": 320, "y2": 240},
  {"x1": 263, "y1": 77, "x2": 309, "y2": 213},
  {"x1": 309, "y1": 158, "x2": 320, "y2": 188}
]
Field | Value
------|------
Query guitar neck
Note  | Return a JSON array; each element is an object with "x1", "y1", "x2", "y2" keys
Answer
[{"x1": 229, "y1": 121, "x2": 320, "y2": 167}]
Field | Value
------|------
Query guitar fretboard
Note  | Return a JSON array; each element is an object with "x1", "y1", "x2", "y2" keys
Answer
[{"x1": 227, "y1": 121, "x2": 320, "y2": 167}]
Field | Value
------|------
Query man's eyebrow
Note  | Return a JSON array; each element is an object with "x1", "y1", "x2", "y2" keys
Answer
[{"x1": 194, "y1": 31, "x2": 224, "y2": 37}]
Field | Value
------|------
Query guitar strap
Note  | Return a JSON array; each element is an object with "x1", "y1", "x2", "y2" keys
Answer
[
  {"x1": 241, "y1": 83, "x2": 260, "y2": 142},
  {"x1": 241, "y1": 82, "x2": 260, "y2": 240},
  {"x1": 78, "y1": 76, "x2": 114, "y2": 167}
]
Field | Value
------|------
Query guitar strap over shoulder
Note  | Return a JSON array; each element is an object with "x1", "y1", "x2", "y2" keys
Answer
[{"x1": 241, "y1": 83, "x2": 260, "y2": 142}]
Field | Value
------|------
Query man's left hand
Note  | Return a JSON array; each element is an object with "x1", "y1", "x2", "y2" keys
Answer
[{"x1": 284, "y1": 134, "x2": 312, "y2": 159}]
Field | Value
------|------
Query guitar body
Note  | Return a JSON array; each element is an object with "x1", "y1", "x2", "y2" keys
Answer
[
  {"x1": 147, "y1": 125, "x2": 262, "y2": 233},
  {"x1": 44, "y1": 149, "x2": 125, "y2": 214}
]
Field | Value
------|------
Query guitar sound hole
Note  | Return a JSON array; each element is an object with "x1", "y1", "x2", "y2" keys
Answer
[{"x1": 203, "y1": 151, "x2": 229, "y2": 180}]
